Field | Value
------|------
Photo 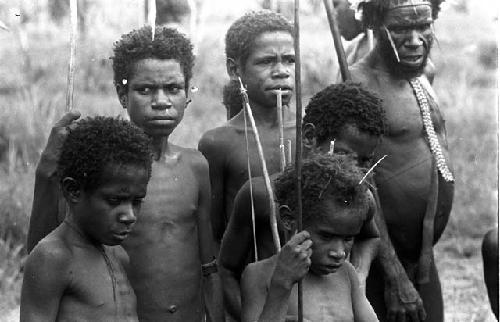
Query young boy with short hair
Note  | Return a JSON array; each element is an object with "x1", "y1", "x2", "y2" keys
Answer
[
  {"x1": 26, "y1": 27, "x2": 221, "y2": 321},
  {"x1": 241, "y1": 153, "x2": 378, "y2": 322},
  {"x1": 198, "y1": 10, "x2": 297, "y2": 247},
  {"x1": 21, "y1": 116, "x2": 153, "y2": 322},
  {"x1": 219, "y1": 82, "x2": 384, "y2": 319}
]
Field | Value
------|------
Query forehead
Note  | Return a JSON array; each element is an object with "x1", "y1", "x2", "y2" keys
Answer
[
  {"x1": 248, "y1": 31, "x2": 294, "y2": 57},
  {"x1": 320, "y1": 124, "x2": 379, "y2": 157},
  {"x1": 96, "y1": 163, "x2": 149, "y2": 190},
  {"x1": 129, "y1": 58, "x2": 184, "y2": 83},
  {"x1": 384, "y1": 4, "x2": 432, "y2": 26},
  {"x1": 307, "y1": 200, "x2": 365, "y2": 236}
]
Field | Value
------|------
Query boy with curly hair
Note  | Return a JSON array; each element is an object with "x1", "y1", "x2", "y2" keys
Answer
[
  {"x1": 241, "y1": 153, "x2": 378, "y2": 322},
  {"x1": 27, "y1": 27, "x2": 221, "y2": 321},
  {"x1": 219, "y1": 82, "x2": 384, "y2": 319},
  {"x1": 198, "y1": 10, "x2": 297, "y2": 248},
  {"x1": 21, "y1": 116, "x2": 152, "y2": 322}
]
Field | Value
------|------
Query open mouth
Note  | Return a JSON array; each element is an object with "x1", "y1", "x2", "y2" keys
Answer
[
  {"x1": 113, "y1": 231, "x2": 130, "y2": 240},
  {"x1": 401, "y1": 55, "x2": 423, "y2": 64}
]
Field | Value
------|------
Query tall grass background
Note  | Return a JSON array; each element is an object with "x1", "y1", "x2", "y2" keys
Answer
[{"x1": 0, "y1": 1, "x2": 497, "y2": 320}]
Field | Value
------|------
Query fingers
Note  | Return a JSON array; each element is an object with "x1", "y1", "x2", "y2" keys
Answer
[
  {"x1": 396, "y1": 310, "x2": 406, "y2": 322},
  {"x1": 54, "y1": 110, "x2": 81, "y2": 128},
  {"x1": 288, "y1": 230, "x2": 310, "y2": 246},
  {"x1": 418, "y1": 305, "x2": 426, "y2": 321},
  {"x1": 408, "y1": 309, "x2": 420, "y2": 322}
]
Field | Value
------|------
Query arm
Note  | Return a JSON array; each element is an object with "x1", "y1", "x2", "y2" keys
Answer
[
  {"x1": 27, "y1": 111, "x2": 80, "y2": 253},
  {"x1": 20, "y1": 242, "x2": 71, "y2": 322},
  {"x1": 241, "y1": 232, "x2": 312, "y2": 322},
  {"x1": 194, "y1": 153, "x2": 224, "y2": 322},
  {"x1": 347, "y1": 263, "x2": 378, "y2": 322},
  {"x1": 219, "y1": 180, "x2": 261, "y2": 319},
  {"x1": 350, "y1": 190, "x2": 380, "y2": 291},
  {"x1": 198, "y1": 132, "x2": 227, "y2": 247},
  {"x1": 370, "y1": 186, "x2": 426, "y2": 322}
]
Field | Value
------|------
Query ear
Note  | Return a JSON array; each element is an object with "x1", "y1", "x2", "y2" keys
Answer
[
  {"x1": 61, "y1": 177, "x2": 81, "y2": 204},
  {"x1": 303, "y1": 123, "x2": 317, "y2": 149},
  {"x1": 226, "y1": 58, "x2": 242, "y2": 81},
  {"x1": 115, "y1": 84, "x2": 128, "y2": 109},
  {"x1": 279, "y1": 205, "x2": 296, "y2": 233}
]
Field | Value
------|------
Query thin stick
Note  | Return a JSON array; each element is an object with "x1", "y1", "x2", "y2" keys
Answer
[
  {"x1": 238, "y1": 78, "x2": 281, "y2": 254},
  {"x1": 273, "y1": 89, "x2": 286, "y2": 172},
  {"x1": 287, "y1": 139, "x2": 292, "y2": 166},
  {"x1": 359, "y1": 155, "x2": 387, "y2": 185},
  {"x1": 323, "y1": 0, "x2": 351, "y2": 82},
  {"x1": 294, "y1": 1, "x2": 304, "y2": 321},
  {"x1": 367, "y1": 29, "x2": 374, "y2": 50},
  {"x1": 65, "y1": 0, "x2": 77, "y2": 112},
  {"x1": 148, "y1": 0, "x2": 156, "y2": 40}
]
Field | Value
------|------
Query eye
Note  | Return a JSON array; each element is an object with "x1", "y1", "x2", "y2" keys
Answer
[
  {"x1": 132, "y1": 198, "x2": 144, "y2": 206},
  {"x1": 166, "y1": 85, "x2": 183, "y2": 95},
  {"x1": 106, "y1": 197, "x2": 121, "y2": 206},
  {"x1": 136, "y1": 87, "x2": 152, "y2": 95},
  {"x1": 344, "y1": 236, "x2": 354, "y2": 242}
]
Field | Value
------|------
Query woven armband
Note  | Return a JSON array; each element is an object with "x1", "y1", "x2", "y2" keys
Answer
[{"x1": 202, "y1": 259, "x2": 217, "y2": 276}]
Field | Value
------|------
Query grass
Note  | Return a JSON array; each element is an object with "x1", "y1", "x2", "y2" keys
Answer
[{"x1": 0, "y1": 1, "x2": 497, "y2": 321}]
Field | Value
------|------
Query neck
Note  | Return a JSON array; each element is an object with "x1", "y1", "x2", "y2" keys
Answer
[
  {"x1": 246, "y1": 98, "x2": 279, "y2": 127},
  {"x1": 151, "y1": 136, "x2": 172, "y2": 160},
  {"x1": 64, "y1": 216, "x2": 102, "y2": 249}
]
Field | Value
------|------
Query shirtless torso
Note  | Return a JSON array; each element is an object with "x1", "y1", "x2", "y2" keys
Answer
[{"x1": 21, "y1": 224, "x2": 137, "y2": 322}]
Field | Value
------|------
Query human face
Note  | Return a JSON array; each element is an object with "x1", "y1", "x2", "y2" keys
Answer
[
  {"x1": 317, "y1": 124, "x2": 380, "y2": 167},
  {"x1": 240, "y1": 31, "x2": 295, "y2": 108},
  {"x1": 379, "y1": 4, "x2": 433, "y2": 76},
  {"x1": 307, "y1": 198, "x2": 364, "y2": 275},
  {"x1": 122, "y1": 58, "x2": 188, "y2": 138},
  {"x1": 74, "y1": 164, "x2": 149, "y2": 246}
]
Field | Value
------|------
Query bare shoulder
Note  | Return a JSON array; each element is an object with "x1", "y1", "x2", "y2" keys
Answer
[
  {"x1": 198, "y1": 123, "x2": 238, "y2": 153},
  {"x1": 108, "y1": 245, "x2": 130, "y2": 269},
  {"x1": 27, "y1": 234, "x2": 72, "y2": 276},
  {"x1": 242, "y1": 256, "x2": 277, "y2": 287}
]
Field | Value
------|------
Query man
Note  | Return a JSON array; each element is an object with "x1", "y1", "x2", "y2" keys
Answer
[{"x1": 349, "y1": 1, "x2": 454, "y2": 321}]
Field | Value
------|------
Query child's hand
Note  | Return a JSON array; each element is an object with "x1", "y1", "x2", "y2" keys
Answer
[
  {"x1": 43, "y1": 111, "x2": 81, "y2": 160},
  {"x1": 271, "y1": 231, "x2": 313, "y2": 290}
]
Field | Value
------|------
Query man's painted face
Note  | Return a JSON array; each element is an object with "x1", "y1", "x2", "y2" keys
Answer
[
  {"x1": 380, "y1": 4, "x2": 434, "y2": 76},
  {"x1": 74, "y1": 164, "x2": 149, "y2": 246},
  {"x1": 121, "y1": 58, "x2": 188, "y2": 138},
  {"x1": 240, "y1": 31, "x2": 295, "y2": 108},
  {"x1": 306, "y1": 198, "x2": 365, "y2": 276}
]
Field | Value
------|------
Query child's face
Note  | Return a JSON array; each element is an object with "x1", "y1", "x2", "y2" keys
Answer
[
  {"x1": 120, "y1": 58, "x2": 187, "y2": 138},
  {"x1": 307, "y1": 198, "x2": 364, "y2": 276},
  {"x1": 239, "y1": 31, "x2": 295, "y2": 108},
  {"x1": 74, "y1": 164, "x2": 149, "y2": 246}
]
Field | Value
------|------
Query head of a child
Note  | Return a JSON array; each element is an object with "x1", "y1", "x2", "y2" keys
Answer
[
  {"x1": 225, "y1": 10, "x2": 295, "y2": 109},
  {"x1": 303, "y1": 82, "x2": 385, "y2": 167},
  {"x1": 274, "y1": 153, "x2": 370, "y2": 275},
  {"x1": 112, "y1": 26, "x2": 194, "y2": 138},
  {"x1": 58, "y1": 116, "x2": 153, "y2": 246}
]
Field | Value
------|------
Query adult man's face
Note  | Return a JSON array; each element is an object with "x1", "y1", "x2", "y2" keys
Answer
[{"x1": 379, "y1": 4, "x2": 434, "y2": 77}]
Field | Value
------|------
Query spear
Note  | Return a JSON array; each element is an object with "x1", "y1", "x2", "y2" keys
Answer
[
  {"x1": 147, "y1": 0, "x2": 156, "y2": 40},
  {"x1": 65, "y1": 0, "x2": 78, "y2": 111},
  {"x1": 293, "y1": 1, "x2": 304, "y2": 321},
  {"x1": 273, "y1": 89, "x2": 286, "y2": 172},
  {"x1": 323, "y1": 0, "x2": 351, "y2": 82}
]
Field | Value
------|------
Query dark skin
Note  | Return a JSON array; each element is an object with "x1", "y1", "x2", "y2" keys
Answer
[
  {"x1": 481, "y1": 226, "x2": 498, "y2": 320},
  {"x1": 198, "y1": 31, "x2": 296, "y2": 246},
  {"x1": 26, "y1": 58, "x2": 222, "y2": 322},
  {"x1": 21, "y1": 164, "x2": 149, "y2": 322},
  {"x1": 241, "y1": 197, "x2": 378, "y2": 322},
  {"x1": 219, "y1": 125, "x2": 381, "y2": 320},
  {"x1": 350, "y1": 4, "x2": 454, "y2": 322}
]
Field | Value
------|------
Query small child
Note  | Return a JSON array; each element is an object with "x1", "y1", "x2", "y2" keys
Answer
[
  {"x1": 20, "y1": 116, "x2": 153, "y2": 322},
  {"x1": 241, "y1": 153, "x2": 379, "y2": 322}
]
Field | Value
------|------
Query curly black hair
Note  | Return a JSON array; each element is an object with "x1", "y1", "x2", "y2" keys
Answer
[
  {"x1": 225, "y1": 10, "x2": 293, "y2": 65},
  {"x1": 303, "y1": 82, "x2": 385, "y2": 145},
  {"x1": 58, "y1": 116, "x2": 153, "y2": 192},
  {"x1": 360, "y1": 0, "x2": 444, "y2": 29},
  {"x1": 112, "y1": 26, "x2": 194, "y2": 91},
  {"x1": 274, "y1": 153, "x2": 369, "y2": 225},
  {"x1": 223, "y1": 80, "x2": 243, "y2": 119}
]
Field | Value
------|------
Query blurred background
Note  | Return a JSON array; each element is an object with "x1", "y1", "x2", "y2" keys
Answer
[{"x1": 0, "y1": 0, "x2": 497, "y2": 321}]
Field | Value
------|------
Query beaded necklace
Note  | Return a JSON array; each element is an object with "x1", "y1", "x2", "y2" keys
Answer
[{"x1": 409, "y1": 77, "x2": 454, "y2": 182}]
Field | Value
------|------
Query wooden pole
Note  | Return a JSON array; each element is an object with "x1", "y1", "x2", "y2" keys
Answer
[
  {"x1": 148, "y1": 0, "x2": 156, "y2": 40},
  {"x1": 65, "y1": 0, "x2": 77, "y2": 111},
  {"x1": 294, "y1": 1, "x2": 304, "y2": 321},
  {"x1": 274, "y1": 90, "x2": 286, "y2": 172},
  {"x1": 323, "y1": 0, "x2": 351, "y2": 82}
]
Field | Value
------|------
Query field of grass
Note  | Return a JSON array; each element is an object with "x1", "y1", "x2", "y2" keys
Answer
[{"x1": 0, "y1": 1, "x2": 497, "y2": 321}]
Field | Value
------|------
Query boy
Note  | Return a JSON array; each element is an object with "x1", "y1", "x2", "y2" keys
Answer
[
  {"x1": 26, "y1": 27, "x2": 220, "y2": 321},
  {"x1": 21, "y1": 116, "x2": 153, "y2": 322},
  {"x1": 241, "y1": 153, "x2": 378, "y2": 322},
  {"x1": 219, "y1": 82, "x2": 384, "y2": 319},
  {"x1": 198, "y1": 10, "x2": 296, "y2": 246}
]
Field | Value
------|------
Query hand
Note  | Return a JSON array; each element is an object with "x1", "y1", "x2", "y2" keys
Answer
[
  {"x1": 355, "y1": 270, "x2": 367, "y2": 294},
  {"x1": 42, "y1": 111, "x2": 81, "y2": 160},
  {"x1": 385, "y1": 275, "x2": 426, "y2": 322},
  {"x1": 271, "y1": 231, "x2": 313, "y2": 290}
]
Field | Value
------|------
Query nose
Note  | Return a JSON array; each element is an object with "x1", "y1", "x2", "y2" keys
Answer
[
  {"x1": 406, "y1": 29, "x2": 423, "y2": 47},
  {"x1": 328, "y1": 241, "x2": 346, "y2": 260},
  {"x1": 118, "y1": 204, "x2": 137, "y2": 226},
  {"x1": 152, "y1": 89, "x2": 172, "y2": 110},
  {"x1": 271, "y1": 62, "x2": 290, "y2": 78}
]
